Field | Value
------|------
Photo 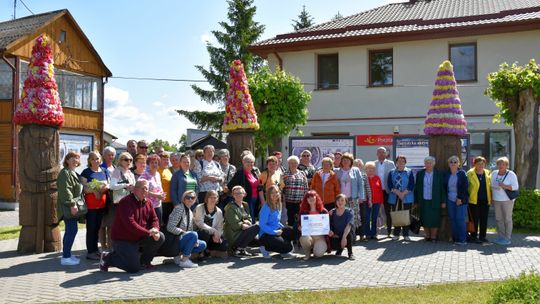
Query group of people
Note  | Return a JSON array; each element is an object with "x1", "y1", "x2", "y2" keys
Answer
[{"x1": 56, "y1": 141, "x2": 519, "y2": 273}]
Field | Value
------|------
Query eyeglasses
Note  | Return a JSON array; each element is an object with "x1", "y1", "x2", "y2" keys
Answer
[
  {"x1": 185, "y1": 196, "x2": 196, "y2": 200},
  {"x1": 449, "y1": 161, "x2": 459, "y2": 164},
  {"x1": 301, "y1": 155, "x2": 310, "y2": 157},
  {"x1": 233, "y1": 192, "x2": 244, "y2": 195},
  {"x1": 138, "y1": 146, "x2": 148, "y2": 150},
  {"x1": 122, "y1": 159, "x2": 133, "y2": 162}
]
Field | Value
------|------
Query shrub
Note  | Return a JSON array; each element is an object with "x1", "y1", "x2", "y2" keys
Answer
[
  {"x1": 489, "y1": 272, "x2": 540, "y2": 304},
  {"x1": 512, "y1": 189, "x2": 540, "y2": 229}
]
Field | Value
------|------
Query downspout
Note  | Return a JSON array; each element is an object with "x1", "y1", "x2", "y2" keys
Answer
[
  {"x1": 273, "y1": 51, "x2": 283, "y2": 70},
  {"x1": 100, "y1": 77, "x2": 107, "y2": 150},
  {"x1": 2, "y1": 53, "x2": 19, "y2": 201}
]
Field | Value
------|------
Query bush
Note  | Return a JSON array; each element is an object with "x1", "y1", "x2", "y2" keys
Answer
[
  {"x1": 513, "y1": 189, "x2": 540, "y2": 229},
  {"x1": 489, "y1": 272, "x2": 540, "y2": 304}
]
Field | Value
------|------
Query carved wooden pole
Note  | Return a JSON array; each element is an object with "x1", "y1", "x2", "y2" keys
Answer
[
  {"x1": 223, "y1": 60, "x2": 259, "y2": 166},
  {"x1": 424, "y1": 61, "x2": 468, "y2": 242},
  {"x1": 14, "y1": 34, "x2": 65, "y2": 253}
]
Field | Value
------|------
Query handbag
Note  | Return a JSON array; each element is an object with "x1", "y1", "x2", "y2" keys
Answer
[
  {"x1": 409, "y1": 207, "x2": 421, "y2": 234},
  {"x1": 391, "y1": 198, "x2": 410, "y2": 227},
  {"x1": 62, "y1": 196, "x2": 88, "y2": 219},
  {"x1": 501, "y1": 172, "x2": 520, "y2": 200},
  {"x1": 466, "y1": 207, "x2": 476, "y2": 233}
]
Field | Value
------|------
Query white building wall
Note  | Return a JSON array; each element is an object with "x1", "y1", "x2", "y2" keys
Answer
[{"x1": 271, "y1": 29, "x2": 540, "y2": 167}]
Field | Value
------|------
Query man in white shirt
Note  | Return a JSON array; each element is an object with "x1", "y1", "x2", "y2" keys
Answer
[{"x1": 374, "y1": 147, "x2": 396, "y2": 238}]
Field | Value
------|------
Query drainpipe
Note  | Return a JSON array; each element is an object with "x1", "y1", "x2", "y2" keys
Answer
[
  {"x1": 2, "y1": 53, "x2": 19, "y2": 201},
  {"x1": 99, "y1": 77, "x2": 107, "y2": 151},
  {"x1": 273, "y1": 51, "x2": 283, "y2": 70}
]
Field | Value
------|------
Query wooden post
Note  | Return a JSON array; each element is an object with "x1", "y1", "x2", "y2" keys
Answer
[
  {"x1": 227, "y1": 130, "x2": 255, "y2": 168},
  {"x1": 17, "y1": 124, "x2": 61, "y2": 253},
  {"x1": 429, "y1": 135, "x2": 461, "y2": 242}
]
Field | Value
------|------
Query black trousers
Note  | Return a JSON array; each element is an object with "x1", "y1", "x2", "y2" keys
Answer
[
  {"x1": 469, "y1": 201, "x2": 489, "y2": 240},
  {"x1": 357, "y1": 201, "x2": 367, "y2": 237},
  {"x1": 161, "y1": 203, "x2": 174, "y2": 227},
  {"x1": 330, "y1": 231, "x2": 354, "y2": 256},
  {"x1": 106, "y1": 233, "x2": 165, "y2": 273},
  {"x1": 383, "y1": 192, "x2": 392, "y2": 235},
  {"x1": 286, "y1": 202, "x2": 301, "y2": 226},
  {"x1": 86, "y1": 208, "x2": 105, "y2": 254},
  {"x1": 197, "y1": 229, "x2": 228, "y2": 252},
  {"x1": 154, "y1": 206, "x2": 163, "y2": 227},
  {"x1": 259, "y1": 226, "x2": 295, "y2": 254},
  {"x1": 233, "y1": 224, "x2": 260, "y2": 249}
]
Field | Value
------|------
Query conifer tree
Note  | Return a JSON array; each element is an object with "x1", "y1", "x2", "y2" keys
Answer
[{"x1": 292, "y1": 5, "x2": 314, "y2": 31}]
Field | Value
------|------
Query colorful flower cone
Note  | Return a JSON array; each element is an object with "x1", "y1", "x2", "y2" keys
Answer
[
  {"x1": 424, "y1": 60, "x2": 467, "y2": 136},
  {"x1": 223, "y1": 59, "x2": 259, "y2": 132},
  {"x1": 14, "y1": 34, "x2": 64, "y2": 127}
]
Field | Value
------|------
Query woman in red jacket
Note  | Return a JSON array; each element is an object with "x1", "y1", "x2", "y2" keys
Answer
[{"x1": 364, "y1": 162, "x2": 384, "y2": 240}]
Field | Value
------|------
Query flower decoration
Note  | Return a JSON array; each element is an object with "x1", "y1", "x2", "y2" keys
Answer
[
  {"x1": 424, "y1": 60, "x2": 467, "y2": 136},
  {"x1": 223, "y1": 59, "x2": 259, "y2": 131},
  {"x1": 13, "y1": 34, "x2": 64, "y2": 127}
]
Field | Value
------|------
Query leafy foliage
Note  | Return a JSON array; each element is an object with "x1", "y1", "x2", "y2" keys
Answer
[
  {"x1": 292, "y1": 5, "x2": 315, "y2": 31},
  {"x1": 178, "y1": 134, "x2": 189, "y2": 152},
  {"x1": 489, "y1": 272, "x2": 540, "y2": 304},
  {"x1": 249, "y1": 67, "x2": 311, "y2": 153},
  {"x1": 513, "y1": 189, "x2": 540, "y2": 229},
  {"x1": 148, "y1": 139, "x2": 178, "y2": 153},
  {"x1": 485, "y1": 59, "x2": 540, "y2": 124},
  {"x1": 179, "y1": 0, "x2": 265, "y2": 133}
]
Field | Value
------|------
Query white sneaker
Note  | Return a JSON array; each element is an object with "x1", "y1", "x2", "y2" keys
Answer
[
  {"x1": 404, "y1": 236, "x2": 411, "y2": 241},
  {"x1": 61, "y1": 257, "x2": 79, "y2": 266},
  {"x1": 280, "y1": 252, "x2": 295, "y2": 259},
  {"x1": 260, "y1": 246, "x2": 270, "y2": 259},
  {"x1": 69, "y1": 256, "x2": 80, "y2": 263},
  {"x1": 392, "y1": 236, "x2": 399, "y2": 241},
  {"x1": 173, "y1": 255, "x2": 182, "y2": 266},
  {"x1": 178, "y1": 259, "x2": 199, "y2": 268}
]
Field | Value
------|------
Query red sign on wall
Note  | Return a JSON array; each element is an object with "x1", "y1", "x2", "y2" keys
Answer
[{"x1": 356, "y1": 135, "x2": 394, "y2": 146}]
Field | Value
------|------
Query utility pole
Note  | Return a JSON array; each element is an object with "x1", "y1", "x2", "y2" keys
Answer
[{"x1": 13, "y1": 0, "x2": 17, "y2": 20}]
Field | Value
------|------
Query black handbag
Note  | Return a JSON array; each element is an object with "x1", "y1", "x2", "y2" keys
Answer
[
  {"x1": 502, "y1": 172, "x2": 519, "y2": 200},
  {"x1": 409, "y1": 207, "x2": 421, "y2": 235}
]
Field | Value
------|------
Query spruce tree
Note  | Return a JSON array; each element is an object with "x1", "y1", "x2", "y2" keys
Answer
[
  {"x1": 332, "y1": 11, "x2": 343, "y2": 21},
  {"x1": 292, "y1": 5, "x2": 314, "y2": 31},
  {"x1": 177, "y1": 0, "x2": 265, "y2": 135}
]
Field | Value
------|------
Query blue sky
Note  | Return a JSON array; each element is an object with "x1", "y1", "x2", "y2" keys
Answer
[{"x1": 1, "y1": 0, "x2": 402, "y2": 145}]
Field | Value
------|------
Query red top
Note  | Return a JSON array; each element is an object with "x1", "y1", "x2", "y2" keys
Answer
[
  {"x1": 368, "y1": 175, "x2": 384, "y2": 204},
  {"x1": 245, "y1": 169, "x2": 259, "y2": 199},
  {"x1": 111, "y1": 193, "x2": 159, "y2": 242}
]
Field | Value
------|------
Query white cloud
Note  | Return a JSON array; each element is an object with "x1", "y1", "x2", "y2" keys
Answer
[
  {"x1": 104, "y1": 86, "x2": 129, "y2": 106},
  {"x1": 152, "y1": 101, "x2": 164, "y2": 107},
  {"x1": 200, "y1": 33, "x2": 211, "y2": 44}
]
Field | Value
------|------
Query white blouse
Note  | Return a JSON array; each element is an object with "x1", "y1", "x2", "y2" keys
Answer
[{"x1": 490, "y1": 170, "x2": 519, "y2": 201}]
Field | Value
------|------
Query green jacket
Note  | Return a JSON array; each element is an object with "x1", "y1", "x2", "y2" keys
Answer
[
  {"x1": 414, "y1": 169, "x2": 446, "y2": 207},
  {"x1": 223, "y1": 201, "x2": 252, "y2": 250},
  {"x1": 56, "y1": 167, "x2": 83, "y2": 220}
]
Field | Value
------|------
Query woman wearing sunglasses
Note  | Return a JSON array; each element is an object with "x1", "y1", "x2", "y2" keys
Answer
[
  {"x1": 167, "y1": 190, "x2": 207, "y2": 268},
  {"x1": 444, "y1": 155, "x2": 469, "y2": 246}
]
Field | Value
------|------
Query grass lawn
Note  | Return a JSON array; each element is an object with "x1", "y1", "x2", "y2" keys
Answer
[
  {"x1": 0, "y1": 222, "x2": 85, "y2": 241},
  {"x1": 101, "y1": 281, "x2": 498, "y2": 304}
]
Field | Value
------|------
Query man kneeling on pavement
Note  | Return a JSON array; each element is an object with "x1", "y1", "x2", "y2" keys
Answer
[{"x1": 100, "y1": 179, "x2": 164, "y2": 273}]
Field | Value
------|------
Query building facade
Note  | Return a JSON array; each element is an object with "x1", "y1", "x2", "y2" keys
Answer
[
  {"x1": 0, "y1": 9, "x2": 111, "y2": 201},
  {"x1": 250, "y1": 0, "x2": 540, "y2": 172}
]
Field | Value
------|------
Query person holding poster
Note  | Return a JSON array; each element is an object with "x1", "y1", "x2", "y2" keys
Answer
[
  {"x1": 329, "y1": 194, "x2": 355, "y2": 260},
  {"x1": 298, "y1": 191, "x2": 330, "y2": 260}
]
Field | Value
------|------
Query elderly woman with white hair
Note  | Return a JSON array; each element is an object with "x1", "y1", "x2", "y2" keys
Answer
[
  {"x1": 414, "y1": 156, "x2": 446, "y2": 242},
  {"x1": 194, "y1": 145, "x2": 224, "y2": 206},
  {"x1": 282, "y1": 155, "x2": 309, "y2": 226},
  {"x1": 217, "y1": 149, "x2": 236, "y2": 210},
  {"x1": 227, "y1": 153, "x2": 262, "y2": 221},
  {"x1": 444, "y1": 155, "x2": 469, "y2": 245},
  {"x1": 490, "y1": 156, "x2": 519, "y2": 245}
]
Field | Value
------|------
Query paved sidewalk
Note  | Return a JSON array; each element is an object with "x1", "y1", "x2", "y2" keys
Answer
[
  {"x1": 0, "y1": 211, "x2": 19, "y2": 228},
  {"x1": 1, "y1": 232, "x2": 539, "y2": 303}
]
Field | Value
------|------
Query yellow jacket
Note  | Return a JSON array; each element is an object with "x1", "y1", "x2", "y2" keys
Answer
[{"x1": 467, "y1": 168, "x2": 492, "y2": 205}]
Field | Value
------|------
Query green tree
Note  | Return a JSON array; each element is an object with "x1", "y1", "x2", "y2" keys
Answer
[
  {"x1": 485, "y1": 59, "x2": 540, "y2": 189},
  {"x1": 177, "y1": 0, "x2": 265, "y2": 135},
  {"x1": 332, "y1": 11, "x2": 343, "y2": 21},
  {"x1": 178, "y1": 134, "x2": 189, "y2": 152},
  {"x1": 148, "y1": 139, "x2": 178, "y2": 153},
  {"x1": 249, "y1": 66, "x2": 312, "y2": 154},
  {"x1": 292, "y1": 5, "x2": 315, "y2": 31}
]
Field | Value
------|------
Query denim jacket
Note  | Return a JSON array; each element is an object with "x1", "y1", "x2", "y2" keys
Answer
[{"x1": 387, "y1": 168, "x2": 415, "y2": 204}]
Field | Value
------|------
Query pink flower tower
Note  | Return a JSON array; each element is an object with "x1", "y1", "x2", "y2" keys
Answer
[
  {"x1": 14, "y1": 34, "x2": 64, "y2": 127},
  {"x1": 424, "y1": 60, "x2": 467, "y2": 136},
  {"x1": 223, "y1": 59, "x2": 259, "y2": 132}
]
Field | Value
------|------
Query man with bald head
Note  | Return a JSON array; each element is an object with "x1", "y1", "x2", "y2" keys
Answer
[
  {"x1": 100, "y1": 180, "x2": 164, "y2": 273},
  {"x1": 374, "y1": 147, "x2": 396, "y2": 238}
]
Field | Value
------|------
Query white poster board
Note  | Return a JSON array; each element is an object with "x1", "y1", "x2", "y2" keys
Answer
[
  {"x1": 289, "y1": 136, "x2": 356, "y2": 169},
  {"x1": 59, "y1": 133, "x2": 94, "y2": 174},
  {"x1": 301, "y1": 214, "x2": 330, "y2": 236}
]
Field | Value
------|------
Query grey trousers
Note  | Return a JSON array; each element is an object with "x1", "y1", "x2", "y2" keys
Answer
[{"x1": 493, "y1": 200, "x2": 514, "y2": 241}]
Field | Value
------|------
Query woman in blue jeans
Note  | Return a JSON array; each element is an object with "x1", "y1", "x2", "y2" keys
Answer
[
  {"x1": 444, "y1": 155, "x2": 469, "y2": 245},
  {"x1": 56, "y1": 151, "x2": 83, "y2": 266},
  {"x1": 167, "y1": 190, "x2": 207, "y2": 268}
]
